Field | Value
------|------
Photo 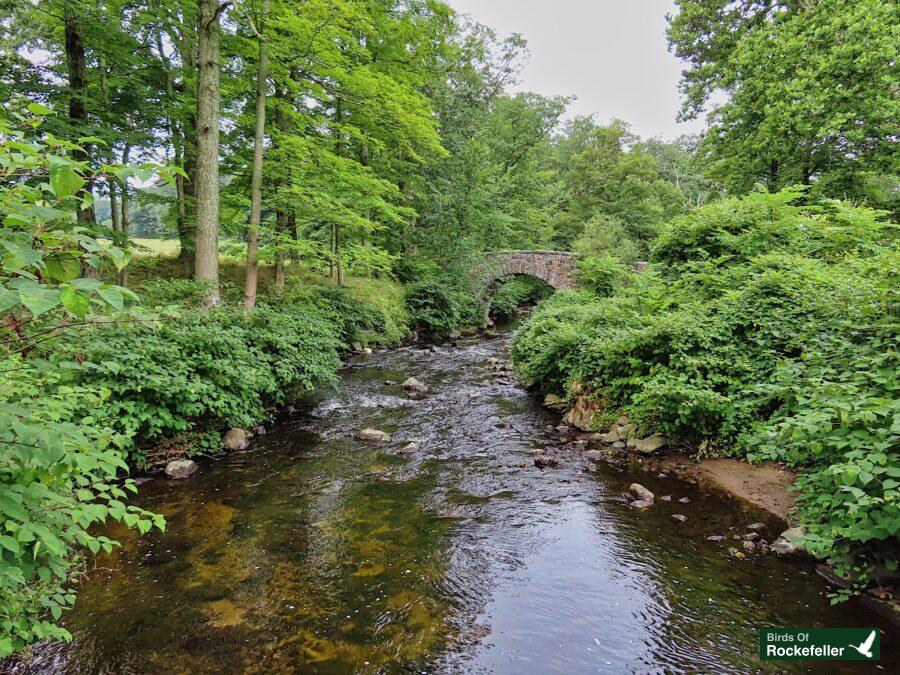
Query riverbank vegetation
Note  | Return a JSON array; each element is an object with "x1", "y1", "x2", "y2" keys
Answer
[{"x1": 1, "y1": 0, "x2": 897, "y2": 656}]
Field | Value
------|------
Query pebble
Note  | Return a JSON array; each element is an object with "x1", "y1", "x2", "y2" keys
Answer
[{"x1": 671, "y1": 514, "x2": 688, "y2": 523}]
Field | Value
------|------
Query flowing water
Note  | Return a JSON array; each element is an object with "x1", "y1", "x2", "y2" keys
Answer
[{"x1": 22, "y1": 331, "x2": 897, "y2": 673}]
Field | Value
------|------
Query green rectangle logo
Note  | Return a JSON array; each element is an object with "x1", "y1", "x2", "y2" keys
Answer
[{"x1": 760, "y1": 628, "x2": 880, "y2": 661}]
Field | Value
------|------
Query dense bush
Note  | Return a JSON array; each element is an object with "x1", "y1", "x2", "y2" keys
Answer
[
  {"x1": 512, "y1": 189, "x2": 899, "y2": 584},
  {"x1": 405, "y1": 275, "x2": 481, "y2": 334}
]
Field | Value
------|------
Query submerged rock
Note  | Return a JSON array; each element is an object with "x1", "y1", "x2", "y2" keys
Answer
[
  {"x1": 398, "y1": 442, "x2": 419, "y2": 455},
  {"x1": 671, "y1": 514, "x2": 688, "y2": 523},
  {"x1": 165, "y1": 459, "x2": 198, "y2": 479},
  {"x1": 584, "y1": 450, "x2": 604, "y2": 461},
  {"x1": 628, "y1": 483, "x2": 655, "y2": 501},
  {"x1": 223, "y1": 428, "x2": 250, "y2": 451},
  {"x1": 631, "y1": 499, "x2": 654, "y2": 509},
  {"x1": 771, "y1": 527, "x2": 808, "y2": 558},
  {"x1": 543, "y1": 393, "x2": 566, "y2": 411},
  {"x1": 401, "y1": 377, "x2": 428, "y2": 393},
  {"x1": 355, "y1": 428, "x2": 393, "y2": 443},
  {"x1": 534, "y1": 454, "x2": 558, "y2": 469},
  {"x1": 706, "y1": 535, "x2": 727, "y2": 541}
]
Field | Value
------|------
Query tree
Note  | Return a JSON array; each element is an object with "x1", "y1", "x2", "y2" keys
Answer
[
  {"x1": 194, "y1": 0, "x2": 229, "y2": 302},
  {"x1": 242, "y1": 0, "x2": 269, "y2": 309},
  {"x1": 668, "y1": 0, "x2": 899, "y2": 200}
]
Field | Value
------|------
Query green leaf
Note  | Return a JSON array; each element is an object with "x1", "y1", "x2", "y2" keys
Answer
[
  {"x1": 17, "y1": 283, "x2": 60, "y2": 318},
  {"x1": 44, "y1": 253, "x2": 81, "y2": 282},
  {"x1": 97, "y1": 286, "x2": 124, "y2": 311},
  {"x1": 49, "y1": 161, "x2": 85, "y2": 199},
  {"x1": 27, "y1": 102, "x2": 54, "y2": 116},
  {"x1": 59, "y1": 285, "x2": 90, "y2": 319}
]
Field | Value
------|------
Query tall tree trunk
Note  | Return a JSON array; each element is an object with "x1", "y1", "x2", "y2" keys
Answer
[
  {"x1": 335, "y1": 223, "x2": 344, "y2": 287},
  {"x1": 274, "y1": 209, "x2": 286, "y2": 292},
  {"x1": 117, "y1": 146, "x2": 132, "y2": 287},
  {"x1": 63, "y1": 3, "x2": 96, "y2": 224},
  {"x1": 243, "y1": 0, "x2": 270, "y2": 309},
  {"x1": 194, "y1": 0, "x2": 227, "y2": 304},
  {"x1": 109, "y1": 175, "x2": 120, "y2": 232}
]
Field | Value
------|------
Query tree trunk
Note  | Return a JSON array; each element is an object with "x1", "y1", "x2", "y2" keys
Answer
[
  {"x1": 194, "y1": 0, "x2": 226, "y2": 304},
  {"x1": 274, "y1": 210, "x2": 286, "y2": 292},
  {"x1": 109, "y1": 175, "x2": 120, "y2": 232},
  {"x1": 63, "y1": 3, "x2": 96, "y2": 224},
  {"x1": 335, "y1": 223, "x2": 344, "y2": 287},
  {"x1": 117, "y1": 146, "x2": 132, "y2": 287},
  {"x1": 243, "y1": 0, "x2": 270, "y2": 309}
]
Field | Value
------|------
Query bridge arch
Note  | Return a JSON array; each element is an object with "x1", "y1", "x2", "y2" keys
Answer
[{"x1": 477, "y1": 250, "x2": 580, "y2": 323}]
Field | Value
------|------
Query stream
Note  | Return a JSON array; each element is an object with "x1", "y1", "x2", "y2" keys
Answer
[{"x1": 23, "y1": 329, "x2": 898, "y2": 673}]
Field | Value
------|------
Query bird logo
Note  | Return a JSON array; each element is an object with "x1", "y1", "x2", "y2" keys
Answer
[{"x1": 849, "y1": 630, "x2": 877, "y2": 659}]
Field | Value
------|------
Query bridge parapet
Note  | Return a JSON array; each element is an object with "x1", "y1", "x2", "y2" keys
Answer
[{"x1": 482, "y1": 250, "x2": 580, "y2": 290}]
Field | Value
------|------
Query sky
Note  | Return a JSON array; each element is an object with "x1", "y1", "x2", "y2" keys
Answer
[{"x1": 446, "y1": 0, "x2": 706, "y2": 141}]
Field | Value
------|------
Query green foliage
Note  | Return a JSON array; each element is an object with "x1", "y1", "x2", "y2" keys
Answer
[
  {"x1": 488, "y1": 276, "x2": 552, "y2": 319},
  {"x1": 668, "y1": 0, "x2": 899, "y2": 201},
  {"x1": 405, "y1": 276, "x2": 480, "y2": 334},
  {"x1": 574, "y1": 255, "x2": 630, "y2": 298},
  {"x1": 0, "y1": 112, "x2": 172, "y2": 656},
  {"x1": 512, "y1": 190, "x2": 899, "y2": 583}
]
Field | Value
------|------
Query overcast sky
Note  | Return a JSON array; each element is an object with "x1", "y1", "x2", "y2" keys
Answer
[{"x1": 446, "y1": 0, "x2": 705, "y2": 141}]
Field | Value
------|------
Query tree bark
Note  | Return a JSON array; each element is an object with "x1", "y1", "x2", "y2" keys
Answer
[
  {"x1": 63, "y1": 3, "x2": 96, "y2": 224},
  {"x1": 243, "y1": 0, "x2": 270, "y2": 309},
  {"x1": 194, "y1": 0, "x2": 227, "y2": 304},
  {"x1": 117, "y1": 146, "x2": 132, "y2": 287}
]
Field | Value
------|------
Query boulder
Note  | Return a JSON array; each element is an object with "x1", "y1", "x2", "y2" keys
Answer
[
  {"x1": 628, "y1": 483, "x2": 655, "y2": 501},
  {"x1": 355, "y1": 428, "x2": 393, "y2": 443},
  {"x1": 595, "y1": 429, "x2": 620, "y2": 443},
  {"x1": 770, "y1": 527, "x2": 808, "y2": 558},
  {"x1": 563, "y1": 404, "x2": 594, "y2": 431},
  {"x1": 165, "y1": 459, "x2": 198, "y2": 479},
  {"x1": 351, "y1": 341, "x2": 364, "y2": 352},
  {"x1": 223, "y1": 427, "x2": 250, "y2": 451},
  {"x1": 611, "y1": 441, "x2": 626, "y2": 450},
  {"x1": 626, "y1": 434, "x2": 668, "y2": 454},
  {"x1": 534, "y1": 454, "x2": 558, "y2": 469},
  {"x1": 543, "y1": 393, "x2": 566, "y2": 411},
  {"x1": 401, "y1": 377, "x2": 428, "y2": 393}
]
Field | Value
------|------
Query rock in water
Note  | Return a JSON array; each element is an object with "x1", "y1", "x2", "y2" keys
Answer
[
  {"x1": 671, "y1": 514, "x2": 688, "y2": 523},
  {"x1": 771, "y1": 527, "x2": 809, "y2": 558},
  {"x1": 631, "y1": 499, "x2": 654, "y2": 509},
  {"x1": 401, "y1": 377, "x2": 428, "y2": 393},
  {"x1": 223, "y1": 428, "x2": 250, "y2": 451},
  {"x1": 626, "y1": 434, "x2": 668, "y2": 454},
  {"x1": 398, "y1": 442, "x2": 419, "y2": 455},
  {"x1": 628, "y1": 483, "x2": 655, "y2": 501},
  {"x1": 165, "y1": 459, "x2": 198, "y2": 479},
  {"x1": 543, "y1": 393, "x2": 566, "y2": 411},
  {"x1": 355, "y1": 428, "x2": 393, "y2": 443}
]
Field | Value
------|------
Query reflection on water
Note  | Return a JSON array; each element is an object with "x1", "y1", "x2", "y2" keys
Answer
[{"x1": 22, "y1": 334, "x2": 898, "y2": 674}]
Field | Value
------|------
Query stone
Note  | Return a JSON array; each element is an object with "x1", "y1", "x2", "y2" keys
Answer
[
  {"x1": 743, "y1": 532, "x2": 760, "y2": 542},
  {"x1": 728, "y1": 547, "x2": 746, "y2": 559},
  {"x1": 631, "y1": 499, "x2": 654, "y2": 509},
  {"x1": 543, "y1": 394, "x2": 566, "y2": 410},
  {"x1": 628, "y1": 483, "x2": 655, "y2": 501},
  {"x1": 563, "y1": 403, "x2": 594, "y2": 431},
  {"x1": 223, "y1": 427, "x2": 250, "y2": 451},
  {"x1": 626, "y1": 434, "x2": 668, "y2": 454},
  {"x1": 255, "y1": 426, "x2": 266, "y2": 435},
  {"x1": 659, "y1": 495, "x2": 672, "y2": 501},
  {"x1": 671, "y1": 514, "x2": 688, "y2": 523},
  {"x1": 678, "y1": 496, "x2": 691, "y2": 504},
  {"x1": 742, "y1": 540, "x2": 756, "y2": 552},
  {"x1": 534, "y1": 455, "x2": 558, "y2": 468},
  {"x1": 747, "y1": 522, "x2": 766, "y2": 530},
  {"x1": 584, "y1": 450, "x2": 604, "y2": 461},
  {"x1": 611, "y1": 441, "x2": 626, "y2": 450},
  {"x1": 355, "y1": 428, "x2": 393, "y2": 443},
  {"x1": 401, "y1": 377, "x2": 428, "y2": 393},
  {"x1": 770, "y1": 527, "x2": 808, "y2": 558},
  {"x1": 706, "y1": 535, "x2": 726, "y2": 541},
  {"x1": 555, "y1": 425, "x2": 570, "y2": 434},
  {"x1": 398, "y1": 442, "x2": 419, "y2": 455},
  {"x1": 487, "y1": 357, "x2": 500, "y2": 365},
  {"x1": 351, "y1": 341, "x2": 364, "y2": 352},
  {"x1": 363, "y1": 347, "x2": 373, "y2": 354},
  {"x1": 407, "y1": 391, "x2": 427, "y2": 401},
  {"x1": 165, "y1": 459, "x2": 198, "y2": 479},
  {"x1": 595, "y1": 429, "x2": 620, "y2": 443}
]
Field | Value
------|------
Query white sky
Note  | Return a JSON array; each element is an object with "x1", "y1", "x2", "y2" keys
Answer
[{"x1": 447, "y1": 0, "x2": 706, "y2": 140}]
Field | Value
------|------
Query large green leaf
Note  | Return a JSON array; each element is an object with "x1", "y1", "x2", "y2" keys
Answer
[
  {"x1": 97, "y1": 285, "x2": 124, "y2": 311},
  {"x1": 17, "y1": 283, "x2": 60, "y2": 318},
  {"x1": 44, "y1": 253, "x2": 81, "y2": 282},
  {"x1": 59, "y1": 285, "x2": 90, "y2": 318},
  {"x1": 49, "y1": 161, "x2": 85, "y2": 199}
]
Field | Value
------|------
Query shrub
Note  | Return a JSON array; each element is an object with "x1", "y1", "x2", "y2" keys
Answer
[
  {"x1": 406, "y1": 276, "x2": 480, "y2": 334},
  {"x1": 489, "y1": 276, "x2": 553, "y2": 318},
  {"x1": 512, "y1": 190, "x2": 899, "y2": 585},
  {"x1": 574, "y1": 255, "x2": 630, "y2": 297}
]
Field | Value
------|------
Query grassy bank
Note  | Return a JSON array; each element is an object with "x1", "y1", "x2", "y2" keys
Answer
[{"x1": 511, "y1": 189, "x2": 899, "y2": 588}]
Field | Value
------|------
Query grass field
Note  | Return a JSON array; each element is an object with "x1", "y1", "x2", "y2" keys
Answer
[{"x1": 131, "y1": 239, "x2": 182, "y2": 256}]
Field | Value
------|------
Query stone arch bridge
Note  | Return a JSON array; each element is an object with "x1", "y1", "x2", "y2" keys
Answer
[{"x1": 480, "y1": 250, "x2": 580, "y2": 291}]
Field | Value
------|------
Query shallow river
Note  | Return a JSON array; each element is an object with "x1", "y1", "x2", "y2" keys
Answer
[{"x1": 27, "y1": 331, "x2": 897, "y2": 673}]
